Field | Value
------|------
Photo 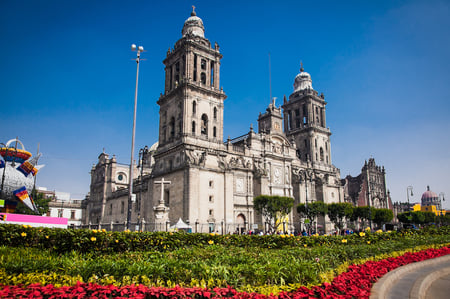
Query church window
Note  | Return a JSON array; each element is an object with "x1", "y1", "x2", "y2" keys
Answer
[
  {"x1": 165, "y1": 190, "x2": 170, "y2": 205},
  {"x1": 325, "y1": 142, "x2": 328, "y2": 151},
  {"x1": 213, "y1": 107, "x2": 217, "y2": 119},
  {"x1": 209, "y1": 180, "x2": 214, "y2": 187},
  {"x1": 121, "y1": 201, "x2": 124, "y2": 214},
  {"x1": 326, "y1": 156, "x2": 329, "y2": 164},
  {"x1": 209, "y1": 209, "x2": 214, "y2": 216},
  {"x1": 170, "y1": 117, "x2": 175, "y2": 138},
  {"x1": 304, "y1": 139, "x2": 307, "y2": 148},
  {"x1": 201, "y1": 59, "x2": 206, "y2": 70},
  {"x1": 201, "y1": 114, "x2": 208, "y2": 136},
  {"x1": 295, "y1": 109, "x2": 299, "y2": 117},
  {"x1": 316, "y1": 153, "x2": 318, "y2": 161},
  {"x1": 209, "y1": 195, "x2": 213, "y2": 202},
  {"x1": 210, "y1": 61, "x2": 215, "y2": 86},
  {"x1": 320, "y1": 147, "x2": 324, "y2": 161},
  {"x1": 213, "y1": 126, "x2": 217, "y2": 137},
  {"x1": 201, "y1": 72, "x2": 206, "y2": 84},
  {"x1": 296, "y1": 118, "x2": 300, "y2": 128},
  {"x1": 192, "y1": 101, "x2": 196, "y2": 114},
  {"x1": 193, "y1": 54, "x2": 197, "y2": 81},
  {"x1": 169, "y1": 66, "x2": 173, "y2": 89},
  {"x1": 315, "y1": 139, "x2": 317, "y2": 148},
  {"x1": 192, "y1": 121, "x2": 196, "y2": 134},
  {"x1": 58, "y1": 209, "x2": 63, "y2": 218},
  {"x1": 303, "y1": 116, "x2": 307, "y2": 125},
  {"x1": 175, "y1": 74, "x2": 179, "y2": 85},
  {"x1": 175, "y1": 61, "x2": 180, "y2": 72}
]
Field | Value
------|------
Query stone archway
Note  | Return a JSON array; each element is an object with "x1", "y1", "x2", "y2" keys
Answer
[{"x1": 236, "y1": 213, "x2": 246, "y2": 234}]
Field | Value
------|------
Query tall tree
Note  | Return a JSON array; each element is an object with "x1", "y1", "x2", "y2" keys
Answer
[
  {"x1": 327, "y1": 202, "x2": 353, "y2": 234},
  {"x1": 254, "y1": 195, "x2": 294, "y2": 232},
  {"x1": 297, "y1": 202, "x2": 327, "y2": 233},
  {"x1": 373, "y1": 208, "x2": 393, "y2": 228}
]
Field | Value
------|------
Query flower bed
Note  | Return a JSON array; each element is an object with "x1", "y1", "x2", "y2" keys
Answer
[{"x1": 1, "y1": 246, "x2": 449, "y2": 298}]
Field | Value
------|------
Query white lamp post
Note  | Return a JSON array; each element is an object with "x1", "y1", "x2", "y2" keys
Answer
[{"x1": 127, "y1": 44, "x2": 144, "y2": 230}]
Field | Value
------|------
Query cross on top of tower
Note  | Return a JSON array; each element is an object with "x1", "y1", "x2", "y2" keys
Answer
[
  {"x1": 300, "y1": 61, "x2": 304, "y2": 72},
  {"x1": 191, "y1": 5, "x2": 196, "y2": 16}
]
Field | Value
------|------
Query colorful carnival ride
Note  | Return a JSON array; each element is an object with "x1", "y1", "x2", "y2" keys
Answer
[{"x1": 0, "y1": 139, "x2": 44, "y2": 213}]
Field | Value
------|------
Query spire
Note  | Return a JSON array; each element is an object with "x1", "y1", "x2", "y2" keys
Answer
[
  {"x1": 191, "y1": 5, "x2": 196, "y2": 16},
  {"x1": 300, "y1": 61, "x2": 304, "y2": 72}
]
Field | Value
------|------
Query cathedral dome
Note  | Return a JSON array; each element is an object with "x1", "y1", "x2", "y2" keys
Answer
[
  {"x1": 182, "y1": 8, "x2": 205, "y2": 38},
  {"x1": 421, "y1": 186, "x2": 439, "y2": 206},
  {"x1": 294, "y1": 64, "x2": 313, "y2": 92}
]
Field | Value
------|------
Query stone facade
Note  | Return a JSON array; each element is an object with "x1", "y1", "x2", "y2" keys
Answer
[
  {"x1": 85, "y1": 9, "x2": 344, "y2": 233},
  {"x1": 341, "y1": 158, "x2": 393, "y2": 210}
]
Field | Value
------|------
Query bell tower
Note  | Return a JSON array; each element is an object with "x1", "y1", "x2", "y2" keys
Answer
[
  {"x1": 282, "y1": 64, "x2": 332, "y2": 165},
  {"x1": 156, "y1": 7, "x2": 227, "y2": 152}
]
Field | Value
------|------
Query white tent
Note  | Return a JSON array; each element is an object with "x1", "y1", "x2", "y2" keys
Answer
[{"x1": 170, "y1": 218, "x2": 192, "y2": 231}]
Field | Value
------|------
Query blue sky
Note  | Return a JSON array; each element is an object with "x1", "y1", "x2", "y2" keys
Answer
[{"x1": 1, "y1": 0, "x2": 449, "y2": 209}]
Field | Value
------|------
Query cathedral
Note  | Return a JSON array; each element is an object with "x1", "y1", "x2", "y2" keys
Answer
[{"x1": 84, "y1": 9, "x2": 347, "y2": 233}]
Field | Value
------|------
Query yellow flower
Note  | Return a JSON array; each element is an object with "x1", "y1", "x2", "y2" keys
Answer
[
  {"x1": 90, "y1": 237, "x2": 96, "y2": 242},
  {"x1": 342, "y1": 239, "x2": 347, "y2": 243},
  {"x1": 367, "y1": 241, "x2": 371, "y2": 244},
  {"x1": 365, "y1": 227, "x2": 371, "y2": 232},
  {"x1": 45, "y1": 235, "x2": 49, "y2": 239},
  {"x1": 359, "y1": 232, "x2": 365, "y2": 237},
  {"x1": 280, "y1": 234, "x2": 286, "y2": 238},
  {"x1": 376, "y1": 229, "x2": 383, "y2": 234},
  {"x1": 115, "y1": 240, "x2": 119, "y2": 243},
  {"x1": 92, "y1": 229, "x2": 97, "y2": 233},
  {"x1": 304, "y1": 244, "x2": 307, "y2": 247},
  {"x1": 21, "y1": 232, "x2": 27, "y2": 237},
  {"x1": 101, "y1": 229, "x2": 106, "y2": 233},
  {"x1": 208, "y1": 240, "x2": 214, "y2": 245}
]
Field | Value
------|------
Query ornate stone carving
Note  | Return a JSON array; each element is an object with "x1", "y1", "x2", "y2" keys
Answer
[{"x1": 185, "y1": 150, "x2": 206, "y2": 166}]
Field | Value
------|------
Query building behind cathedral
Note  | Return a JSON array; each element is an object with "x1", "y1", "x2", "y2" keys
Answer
[{"x1": 84, "y1": 9, "x2": 392, "y2": 233}]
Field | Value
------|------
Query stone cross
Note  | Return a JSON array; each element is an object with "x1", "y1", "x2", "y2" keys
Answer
[{"x1": 154, "y1": 177, "x2": 171, "y2": 205}]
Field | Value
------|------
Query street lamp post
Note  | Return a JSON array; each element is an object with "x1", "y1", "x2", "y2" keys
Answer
[
  {"x1": 406, "y1": 186, "x2": 413, "y2": 212},
  {"x1": 438, "y1": 193, "x2": 445, "y2": 223},
  {"x1": 127, "y1": 44, "x2": 144, "y2": 230},
  {"x1": 300, "y1": 169, "x2": 313, "y2": 235}
]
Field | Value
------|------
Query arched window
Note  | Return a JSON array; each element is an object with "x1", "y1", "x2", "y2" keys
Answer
[
  {"x1": 213, "y1": 107, "x2": 217, "y2": 119},
  {"x1": 213, "y1": 126, "x2": 217, "y2": 138},
  {"x1": 320, "y1": 147, "x2": 324, "y2": 162},
  {"x1": 192, "y1": 121, "x2": 196, "y2": 134},
  {"x1": 192, "y1": 101, "x2": 196, "y2": 114},
  {"x1": 201, "y1": 114, "x2": 208, "y2": 136}
]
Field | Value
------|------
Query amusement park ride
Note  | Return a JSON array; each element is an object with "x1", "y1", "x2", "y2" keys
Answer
[{"x1": 0, "y1": 138, "x2": 44, "y2": 213}]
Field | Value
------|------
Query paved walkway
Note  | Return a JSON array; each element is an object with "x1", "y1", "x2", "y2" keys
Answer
[{"x1": 370, "y1": 254, "x2": 450, "y2": 299}]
